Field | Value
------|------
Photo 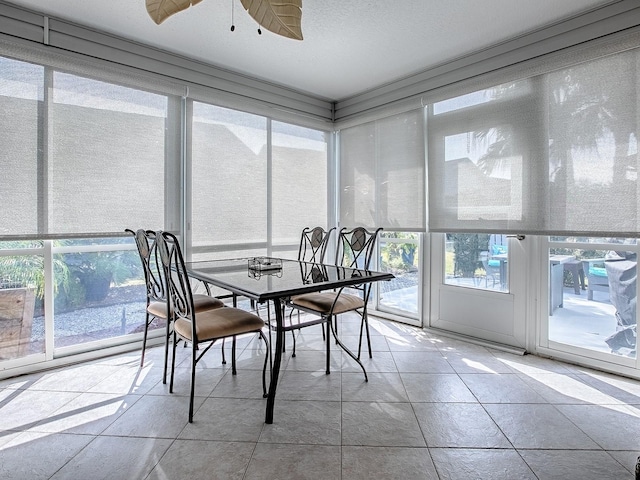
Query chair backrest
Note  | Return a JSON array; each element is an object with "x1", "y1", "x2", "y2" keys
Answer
[
  {"x1": 298, "y1": 226, "x2": 335, "y2": 263},
  {"x1": 126, "y1": 228, "x2": 165, "y2": 304},
  {"x1": 156, "y1": 231, "x2": 197, "y2": 337},
  {"x1": 335, "y1": 227, "x2": 383, "y2": 270}
]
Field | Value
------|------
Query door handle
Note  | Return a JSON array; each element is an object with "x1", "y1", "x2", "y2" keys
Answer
[{"x1": 506, "y1": 234, "x2": 526, "y2": 241}]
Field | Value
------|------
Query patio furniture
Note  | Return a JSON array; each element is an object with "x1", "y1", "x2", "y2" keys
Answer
[
  {"x1": 604, "y1": 252, "x2": 636, "y2": 353},
  {"x1": 0, "y1": 287, "x2": 35, "y2": 359},
  {"x1": 157, "y1": 231, "x2": 269, "y2": 422},
  {"x1": 479, "y1": 251, "x2": 501, "y2": 287},
  {"x1": 272, "y1": 226, "x2": 335, "y2": 357},
  {"x1": 290, "y1": 226, "x2": 383, "y2": 360},
  {"x1": 126, "y1": 229, "x2": 224, "y2": 380},
  {"x1": 184, "y1": 256, "x2": 394, "y2": 423},
  {"x1": 563, "y1": 259, "x2": 586, "y2": 295},
  {"x1": 582, "y1": 258, "x2": 609, "y2": 300}
]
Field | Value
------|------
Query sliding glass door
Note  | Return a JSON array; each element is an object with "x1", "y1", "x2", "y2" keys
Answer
[{"x1": 543, "y1": 237, "x2": 637, "y2": 366}]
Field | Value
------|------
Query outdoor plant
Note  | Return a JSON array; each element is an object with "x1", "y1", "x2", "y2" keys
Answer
[{"x1": 0, "y1": 241, "x2": 70, "y2": 301}]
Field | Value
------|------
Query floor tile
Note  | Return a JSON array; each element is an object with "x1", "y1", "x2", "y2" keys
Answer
[
  {"x1": 556, "y1": 403, "x2": 640, "y2": 450},
  {"x1": 179, "y1": 397, "x2": 266, "y2": 442},
  {"x1": 244, "y1": 443, "x2": 341, "y2": 480},
  {"x1": 385, "y1": 332, "x2": 440, "y2": 352},
  {"x1": 517, "y1": 372, "x2": 625, "y2": 405},
  {"x1": 210, "y1": 369, "x2": 270, "y2": 400},
  {"x1": 149, "y1": 366, "x2": 226, "y2": 397},
  {"x1": 0, "y1": 389, "x2": 80, "y2": 431},
  {"x1": 341, "y1": 372, "x2": 409, "y2": 402},
  {"x1": 87, "y1": 364, "x2": 161, "y2": 395},
  {"x1": 0, "y1": 431, "x2": 94, "y2": 480},
  {"x1": 392, "y1": 351, "x2": 455, "y2": 374},
  {"x1": 341, "y1": 351, "x2": 399, "y2": 373},
  {"x1": 31, "y1": 392, "x2": 141, "y2": 435},
  {"x1": 430, "y1": 448, "x2": 536, "y2": 480},
  {"x1": 341, "y1": 401, "x2": 425, "y2": 447},
  {"x1": 460, "y1": 373, "x2": 547, "y2": 403},
  {"x1": 484, "y1": 403, "x2": 600, "y2": 449},
  {"x1": 413, "y1": 403, "x2": 511, "y2": 448},
  {"x1": 342, "y1": 446, "x2": 438, "y2": 480},
  {"x1": 519, "y1": 449, "x2": 631, "y2": 480},
  {"x1": 401, "y1": 373, "x2": 478, "y2": 403},
  {"x1": 259, "y1": 399, "x2": 341, "y2": 445},
  {"x1": 284, "y1": 349, "x2": 342, "y2": 372},
  {"x1": 50, "y1": 435, "x2": 172, "y2": 480},
  {"x1": 3, "y1": 319, "x2": 640, "y2": 480},
  {"x1": 147, "y1": 439, "x2": 254, "y2": 480},
  {"x1": 101, "y1": 394, "x2": 200, "y2": 438},
  {"x1": 276, "y1": 370, "x2": 341, "y2": 401},
  {"x1": 441, "y1": 350, "x2": 515, "y2": 374},
  {"x1": 29, "y1": 363, "x2": 123, "y2": 392}
]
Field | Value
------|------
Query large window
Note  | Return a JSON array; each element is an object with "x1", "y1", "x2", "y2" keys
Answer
[
  {"x1": 189, "y1": 102, "x2": 330, "y2": 261},
  {"x1": 0, "y1": 56, "x2": 178, "y2": 239},
  {"x1": 428, "y1": 46, "x2": 640, "y2": 238},
  {"x1": 190, "y1": 103, "x2": 268, "y2": 260}
]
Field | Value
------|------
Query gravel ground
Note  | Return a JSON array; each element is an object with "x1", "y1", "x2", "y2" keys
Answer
[{"x1": 24, "y1": 274, "x2": 417, "y2": 350}]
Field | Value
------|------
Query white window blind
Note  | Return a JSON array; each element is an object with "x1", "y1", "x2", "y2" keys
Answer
[
  {"x1": 339, "y1": 109, "x2": 425, "y2": 231},
  {"x1": 0, "y1": 54, "x2": 179, "y2": 239},
  {"x1": 190, "y1": 102, "x2": 268, "y2": 258},
  {"x1": 428, "y1": 44, "x2": 640, "y2": 237},
  {"x1": 272, "y1": 121, "x2": 328, "y2": 258}
]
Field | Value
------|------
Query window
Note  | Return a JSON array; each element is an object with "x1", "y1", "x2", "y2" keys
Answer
[{"x1": 339, "y1": 110, "x2": 425, "y2": 232}]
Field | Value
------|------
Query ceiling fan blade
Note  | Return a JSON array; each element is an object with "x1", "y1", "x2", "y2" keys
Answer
[
  {"x1": 146, "y1": 0, "x2": 204, "y2": 25},
  {"x1": 240, "y1": 0, "x2": 303, "y2": 40}
]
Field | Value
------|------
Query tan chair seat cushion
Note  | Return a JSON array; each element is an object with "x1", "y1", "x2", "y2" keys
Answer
[
  {"x1": 291, "y1": 292, "x2": 364, "y2": 315},
  {"x1": 174, "y1": 307, "x2": 265, "y2": 342},
  {"x1": 147, "y1": 294, "x2": 224, "y2": 318}
]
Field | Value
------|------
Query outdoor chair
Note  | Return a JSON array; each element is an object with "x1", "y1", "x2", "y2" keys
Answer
[
  {"x1": 126, "y1": 228, "x2": 224, "y2": 382},
  {"x1": 289, "y1": 226, "x2": 382, "y2": 366},
  {"x1": 479, "y1": 250, "x2": 501, "y2": 287},
  {"x1": 582, "y1": 258, "x2": 609, "y2": 300},
  {"x1": 156, "y1": 231, "x2": 269, "y2": 422}
]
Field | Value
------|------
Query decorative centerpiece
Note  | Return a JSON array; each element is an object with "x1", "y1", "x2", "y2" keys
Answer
[{"x1": 248, "y1": 257, "x2": 283, "y2": 279}]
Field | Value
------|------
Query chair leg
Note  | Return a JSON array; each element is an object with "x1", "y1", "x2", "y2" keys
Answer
[
  {"x1": 141, "y1": 311, "x2": 150, "y2": 367},
  {"x1": 221, "y1": 337, "x2": 227, "y2": 365},
  {"x1": 326, "y1": 316, "x2": 331, "y2": 375},
  {"x1": 231, "y1": 336, "x2": 237, "y2": 375},
  {"x1": 291, "y1": 330, "x2": 297, "y2": 357},
  {"x1": 162, "y1": 316, "x2": 171, "y2": 384},
  {"x1": 359, "y1": 313, "x2": 373, "y2": 359},
  {"x1": 188, "y1": 343, "x2": 197, "y2": 423},
  {"x1": 169, "y1": 330, "x2": 178, "y2": 393}
]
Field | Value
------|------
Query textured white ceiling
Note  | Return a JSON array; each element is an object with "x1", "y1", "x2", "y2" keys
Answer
[{"x1": 4, "y1": 0, "x2": 616, "y2": 101}]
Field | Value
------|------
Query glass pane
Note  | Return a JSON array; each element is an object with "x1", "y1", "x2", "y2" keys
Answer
[
  {"x1": 445, "y1": 233, "x2": 509, "y2": 292},
  {"x1": 548, "y1": 244, "x2": 637, "y2": 359},
  {"x1": 0, "y1": 56, "x2": 43, "y2": 237},
  {"x1": 191, "y1": 102, "x2": 267, "y2": 258},
  {"x1": 548, "y1": 51, "x2": 640, "y2": 234},
  {"x1": 50, "y1": 72, "x2": 169, "y2": 235},
  {"x1": 272, "y1": 122, "x2": 328, "y2": 258},
  {"x1": 53, "y1": 244, "x2": 147, "y2": 348},
  {"x1": 379, "y1": 232, "x2": 419, "y2": 315},
  {"x1": 0, "y1": 253, "x2": 45, "y2": 359},
  {"x1": 0, "y1": 240, "x2": 43, "y2": 250}
]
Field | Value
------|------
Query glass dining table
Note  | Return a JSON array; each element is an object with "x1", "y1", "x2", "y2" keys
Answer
[{"x1": 185, "y1": 257, "x2": 394, "y2": 424}]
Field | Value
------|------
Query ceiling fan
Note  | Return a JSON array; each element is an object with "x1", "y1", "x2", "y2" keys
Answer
[{"x1": 145, "y1": 0, "x2": 303, "y2": 40}]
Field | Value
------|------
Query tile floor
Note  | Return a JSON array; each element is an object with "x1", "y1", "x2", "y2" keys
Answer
[{"x1": 1, "y1": 315, "x2": 640, "y2": 479}]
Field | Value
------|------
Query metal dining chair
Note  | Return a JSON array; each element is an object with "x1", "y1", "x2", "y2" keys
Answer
[
  {"x1": 126, "y1": 228, "x2": 225, "y2": 383},
  {"x1": 289, "y1": 226, "x2": 383, "y2": 369},
  {"x1": 266, "y1": 226, "x2": 335, "y2": 357},
  {"x1": 156, "y1": 231, "x2": 269, "y2": 422}
]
